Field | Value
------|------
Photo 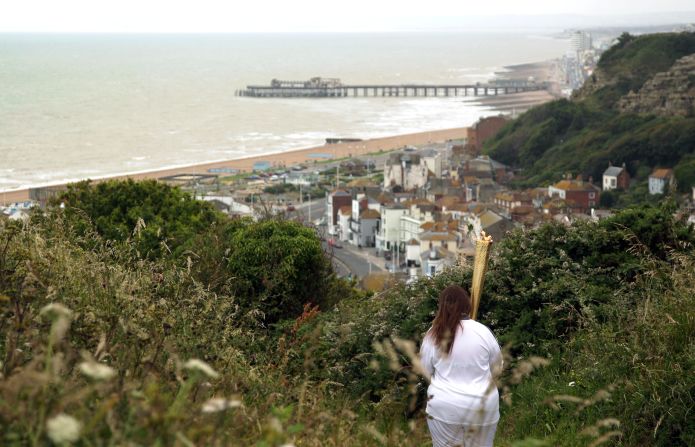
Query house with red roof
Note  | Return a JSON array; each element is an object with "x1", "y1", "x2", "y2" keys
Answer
[{"x1": 548, "y1": 175, "x2": 600, "y2": 213}]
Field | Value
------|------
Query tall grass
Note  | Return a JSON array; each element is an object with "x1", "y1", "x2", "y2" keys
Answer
[{"x1": 0, "y1": 210, "x2": 692, "y2": 445}]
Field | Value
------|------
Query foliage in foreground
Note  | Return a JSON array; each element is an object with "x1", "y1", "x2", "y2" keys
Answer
[
  {"x1": 0, "y1": 201, "x2": 692, "y2": 445},
  {"x1": 53, "y1": 179, "x2": 345, "y2": 326}
]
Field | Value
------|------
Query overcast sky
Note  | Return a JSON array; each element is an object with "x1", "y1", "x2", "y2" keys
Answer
[{"x1": 3, "y1": 0, "x2": 695, "y2": 32}]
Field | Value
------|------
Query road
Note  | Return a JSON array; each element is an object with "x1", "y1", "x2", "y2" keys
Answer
[
  {"x1": 326, "y1": 243, "x2": 385, "y2": 278},
  {"x1": 294, "y1": 199, "x2": 326, "y2": 225},
  {"x1": 293, "y1": 189, "x2": 386, "y2": 279}
]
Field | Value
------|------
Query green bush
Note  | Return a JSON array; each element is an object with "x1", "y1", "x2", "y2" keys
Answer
[
  {"x1": 496, "y1": 254, "x2": 695, "y2": 446},
  {"x1": 54, "y1": 179, "x2": 221, "y2": 260},
  {"x1": 263, "y1": 183, "x2": 298, "y2": 194},
  {"x1": 1, "y1": 200, "x2": 692, "y2": 445},
  {"x1": 674, "y1": 155, "x2": 695, "y2": 192},
  {"x1": 226, "y1": 219, "x2": 338, "y2": 324}
]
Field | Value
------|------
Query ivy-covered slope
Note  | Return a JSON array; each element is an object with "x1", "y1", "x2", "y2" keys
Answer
[{"x1": 484, "y1": 32, "x2": 695, "y2": 190}]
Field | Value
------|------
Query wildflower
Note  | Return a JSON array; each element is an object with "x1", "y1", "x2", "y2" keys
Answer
[
  {"x1": 46, "y1": 413, "x2": 82, "y2": 444},
  {"x1": 40, "y1": 303, "x2": 73, "y2": 343},
  {"x1": 79, "y1": 361, "x2": 116, "y2": 381},
  {"x1": 269, "y1": 417, "x2": 283, "y2": 433},
  {"x1": 40, "y1": 303, "x2": 73, "y2": 319},
  {"x1": 201, "y1": 397, "x2": 242, "y2": 413},
  {"x1": 183, "y1": 359, "x2": 219, "y2": 379}
]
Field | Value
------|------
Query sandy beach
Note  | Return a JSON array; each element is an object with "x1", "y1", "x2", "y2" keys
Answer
[{"x1": 1, "y1": 127, "x2": 468, "y2": 205}]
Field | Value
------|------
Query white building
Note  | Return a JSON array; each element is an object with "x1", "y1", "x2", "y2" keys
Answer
[
  {"x1": 352, "y1": 209, "x2": 380, "y2": 247},
  {"x1": 419, "y1": 148, "x2": 444, "y2": 179},
  {"x1": 648, "y1": 169, "x2": 674, "y2": 195},
  {"x1": 420, "y1": 231, "x2": 457, "y2": 253},
  {"x1": 421, "y1": 247, "x2": 456, "y2": 277},
  {"x1": 375, "y1": 203, "x2": 407, "y2": 253},
  {"x1": 399, "y1": 203, "x2": 435, "y2": 245},
  {"x1": 285, "y1": 172, "x2": 318, "y2": 186},
  {"x1": 338, "y1": 207, "x2": 351, "y2": 242},
  {"x1": 383, "y1": 152, "x2": 429, "y2": 190},
  {"x1": 570, "y1": 30, "x2": 592, "y2": 53},
  {"x1": 405, "y1": 239, "x2": 421, "y2": 267},
  {"x1": 602, "y1": 164, "x2": 627, "y2": 191}
]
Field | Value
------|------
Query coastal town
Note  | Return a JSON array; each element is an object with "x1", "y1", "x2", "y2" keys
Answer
[
  {"x1": 3, "y1": 27, "x2": 695, "y2": 287},
  {"x1": 2, "y1": 8, "x2": 695, "y2": 445},
  {"x1": 5, "y1": 113, "x2": 693, "y2": 288}
]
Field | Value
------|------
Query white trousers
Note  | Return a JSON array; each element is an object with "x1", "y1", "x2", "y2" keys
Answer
[{"x1": 427, "y1": 417, "x2": 498, "y2": 447}]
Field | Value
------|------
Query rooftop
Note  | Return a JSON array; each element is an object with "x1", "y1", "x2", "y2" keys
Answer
[
  {"x1": 479, "y1": 210, "x2": 503, "y2": 228},
  {"x1": 551, "y1": 180, "x2": 599, "y2": 192},
  {"x1": 650, "y1": 168, "x2": 673, "y2": 179},
  {"x1": 420, "y1": 246, "x2": 455, "y2": 260},
  {"x1": 360, "y1": 209, "x2": 381, "y2": 219},
  {"x1": 603, "y1": 166, "x2": 624, "y2": 177},
  {"x1": 420, "y1": 231, "x2": 457, "y2": 242}
]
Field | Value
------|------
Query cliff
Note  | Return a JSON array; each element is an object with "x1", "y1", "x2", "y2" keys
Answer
[
  {"x1": 484, "y1": 32, "x2": 695, "y2": 190},
  {"x1": 573, "y1": 33, "x2": 695, "y2": 108},
  {"x1": 618, "y1": 53, "x2": 695, "y2": 116}
]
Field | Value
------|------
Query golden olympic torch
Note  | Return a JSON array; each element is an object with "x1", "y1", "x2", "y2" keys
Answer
[{"x1": 470, "y1": 231, "x2": 493, "y2": 320}]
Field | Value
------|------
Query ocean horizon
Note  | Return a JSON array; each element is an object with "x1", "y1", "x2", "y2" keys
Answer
[{"x1": 0, "y1": 32, "x2": 568, "y2": 191}]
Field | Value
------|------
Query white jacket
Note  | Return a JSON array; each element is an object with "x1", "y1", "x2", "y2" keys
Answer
[{"x1": 420, "y1": 319, "x2": 502, "y2": 425}]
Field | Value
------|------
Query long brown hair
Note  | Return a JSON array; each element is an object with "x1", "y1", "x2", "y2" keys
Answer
[{"x1": 429, "y1": 285, "x2": 471, "y2": 355}]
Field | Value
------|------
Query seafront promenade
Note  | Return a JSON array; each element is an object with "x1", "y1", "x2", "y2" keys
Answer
[{"x1": 1, "y1": 127, "x2": 469, "y2": 205}]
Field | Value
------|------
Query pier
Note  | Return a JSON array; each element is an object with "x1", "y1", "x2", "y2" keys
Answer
[{"x1": 236, "y1": 77, "x2": 547, "y2": 98}]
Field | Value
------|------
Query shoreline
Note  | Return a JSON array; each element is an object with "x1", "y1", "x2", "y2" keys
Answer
[
  {"x1": 1, "y1": 126, "x2": 469, "y2": 205},
  {"x1": 468, "y1": 90, "x2": 557, "y2": 113},
  {"x1": 1, "y1": 57, "x2": 562, "y2": 206},
  {"x1": 465, "y1": 58, "x2": 560, "y2": 114}
]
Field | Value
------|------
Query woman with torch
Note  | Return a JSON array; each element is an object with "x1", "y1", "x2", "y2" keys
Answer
[{"x1": 419, "y1": 232, "x2": 501, "y2": 447}]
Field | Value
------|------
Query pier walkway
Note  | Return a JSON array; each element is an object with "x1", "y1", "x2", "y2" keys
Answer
[{"x1": 236, "y1": 77, "x2": 547, "y2": 98}]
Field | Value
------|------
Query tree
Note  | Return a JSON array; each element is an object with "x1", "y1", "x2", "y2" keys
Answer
[
  {"x1": 617, "y1": 32, "x2": 634, "y2": 47},
  {"x1": 54, "y1": 179, "x2": 222, "y2": 259},
  {"x1": 225, "y1": 219, "x2": 335, "y2": 324},
  {"x1": 674, "y1": 156, "x2": 695, "y2": 192},
  {"x1": 599, "y1": 190, "x2": 616, "y2": 208}
]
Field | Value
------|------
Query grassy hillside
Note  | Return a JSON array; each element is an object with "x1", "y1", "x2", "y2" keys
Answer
[
  {"x1": 580, "y1": 32, "x2": 695, "y2": 108},
  {"x1": 485, "y1": 32, "x2": 695, "y2": 190},
  {"x1": 0, "y1": 180, "x2": 693, "y2": 445}
]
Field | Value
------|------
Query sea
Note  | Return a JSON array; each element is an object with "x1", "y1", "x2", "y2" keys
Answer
[{"x1": 0, "y1": 32, "x2": 568, "y2": 191}]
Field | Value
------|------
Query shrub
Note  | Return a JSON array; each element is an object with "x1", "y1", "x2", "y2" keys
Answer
[
  {"x1": 226, "y1": 219, "x2": 338, "y2": 324},
  {"x1": 54, "y1": 179, "x2": 221, "y2": 260}
]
